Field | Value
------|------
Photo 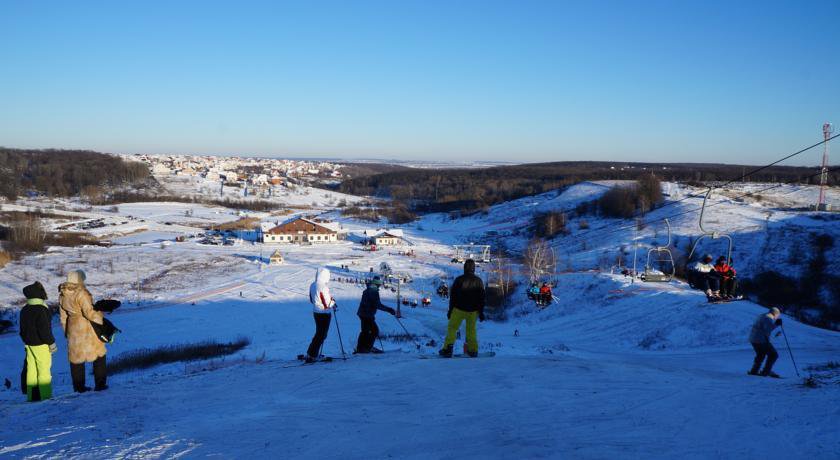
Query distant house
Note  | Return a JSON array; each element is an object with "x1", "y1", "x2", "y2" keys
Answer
[
  {"x1": 263, "y1": 217, "x2": 339, "y2": 244},
  {"x1": 364, "y1": 229, "x2": 405, "y2": 246},
  {"x1": 269, "y1": 249, "x2": 284, "y2": 265}
]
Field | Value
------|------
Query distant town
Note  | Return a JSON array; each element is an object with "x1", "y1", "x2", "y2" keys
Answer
[{"x1": 130, "y1": 153, "x2": 346, "y2": 187}]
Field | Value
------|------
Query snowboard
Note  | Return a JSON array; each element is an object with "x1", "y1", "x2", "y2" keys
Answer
[
  {"x1": 708, "y1": 296, "x2": 746, "y2": 304},
  {"x1": 419, "y1": 352, "x2": 496, "y2": 359}
]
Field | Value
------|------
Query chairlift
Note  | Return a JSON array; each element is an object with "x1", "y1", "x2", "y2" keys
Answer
[
  {"x1": 687, "y1": 188, "x2": 733, "y2": 264},
  {"x1": 641, "y1": 219, "x2": 675, "y2": 282}
]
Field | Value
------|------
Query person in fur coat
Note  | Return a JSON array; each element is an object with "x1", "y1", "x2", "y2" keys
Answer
[{"x1": 59, "y1": 270, "x2": 108, "y2": 392}]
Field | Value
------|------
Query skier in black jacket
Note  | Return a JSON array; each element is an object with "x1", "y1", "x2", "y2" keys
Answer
[
  {"x1": 440, "y1": 259, "x2": 485, "y2": 357},
  {"x1": 19, "y1": 281, "x2": 57, "y2": 401},
  {"x1": 355, "y1": 276, "x2": 397, "y2": 353}
]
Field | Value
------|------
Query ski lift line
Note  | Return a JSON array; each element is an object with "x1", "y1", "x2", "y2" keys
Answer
[{"x1": 550, "y1": 165, "x2": 840, "y2": 262}]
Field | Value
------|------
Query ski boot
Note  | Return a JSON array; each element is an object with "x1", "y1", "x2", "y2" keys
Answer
[
  {"x1": 371, "y1": 347, "x2": 384, "y2": 354},
  {"x1": 761, "y1": 370, "x2": 781, "y2": 379},
  {"x1": 466, "y1": 350, "x2": 478, "y2": 358},
  {"x1": 438, "y1": 345, "x2": 453, "y2": 358}
]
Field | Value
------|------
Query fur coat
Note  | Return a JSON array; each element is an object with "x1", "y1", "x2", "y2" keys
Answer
[{"x1": 59, "y1": 282, "x2": 106, "y2": 364}]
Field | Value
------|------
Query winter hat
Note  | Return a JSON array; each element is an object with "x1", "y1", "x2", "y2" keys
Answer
[
  {"x1": 371, "y1": 276, "x2": 383, "y2": 287},
  {"x1": 67, "y1": 270, "x2": 86, "y2": 285},
  {"x1": 770, "y1": 307, "x2": 781, "y2": 316},
  {"x1": 23, "y1": 281, "x2": 47, "y2": 300},
  {"x1": 716, "y1": 256, "x2": 727, "y2": 264},
  {"x1": 464, "y1": 259, "x2": 476, "y2": 275},
  {"x1": 702, "y1": 254, "x2": 713, "y2": 262}
]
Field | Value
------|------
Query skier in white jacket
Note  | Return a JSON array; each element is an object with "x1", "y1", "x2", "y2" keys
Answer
[{"x1": 306, "y1": 267, "x2": 335, "y2": 362}]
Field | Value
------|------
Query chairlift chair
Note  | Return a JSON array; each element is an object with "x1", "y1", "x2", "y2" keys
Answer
[
  {"x1": 687, "y1": 188, "x2": 733, "y2": 264},
  {"x1": 642, "y1": 219, "x2": 675, "y2": 282}
]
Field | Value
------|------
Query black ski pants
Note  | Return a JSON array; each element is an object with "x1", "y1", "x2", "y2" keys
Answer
[
  {"x1": 720, "y1": 278, "x2": 737, "y2": 297},
  {"x1": 700, "y1": 273, "x2": 720, "y2": 292},
  {"x1": 356, "y1": 316, "x2": 379, "y2": 352},
  {"x1": 70, "y1": 356, "x2": 107, "y2": 392},
  {"x1": 751, "y1": 342, "x2": 778, "y2": 373},
  {"x1": 307, "y1": 312, "x2": 332, "y2": 358}
]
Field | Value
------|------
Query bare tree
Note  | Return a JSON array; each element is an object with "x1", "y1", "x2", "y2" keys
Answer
[{"x1": 524, "y1": 238, "x2": 556, "y2": 282}]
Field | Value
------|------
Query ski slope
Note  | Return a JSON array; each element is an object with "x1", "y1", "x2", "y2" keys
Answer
[{"x1": 1, "y1": 183, "x2": 839, "y2": 458}]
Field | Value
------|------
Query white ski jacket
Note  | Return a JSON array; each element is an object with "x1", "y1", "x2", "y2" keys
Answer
[
  {"x1": 691, "y1": 261, "x2": 714, "y2": 273},
  {"x1": 309, "y1": 267, "x2": 335, "y2": 314}
]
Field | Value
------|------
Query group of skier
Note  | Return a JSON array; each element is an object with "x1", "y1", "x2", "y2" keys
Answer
[
  {"x1": 17, "y1": 270, "x2": 110, "y2": 402},
  {"x1": 690, "y1": 254, "x2": 739, "y2": 301},
  {"x1": 527, "y1": 282, "x2": 553, "y2": 306},
  {"x1": 305, "y1": 259, "x2": 487, "y2": 362},
  {"x1": 14, "y1": 256, "x2": 789, "y2": 402}
]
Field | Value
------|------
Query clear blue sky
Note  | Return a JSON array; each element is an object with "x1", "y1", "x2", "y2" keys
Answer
[{"x1": 1, "y1": 0, "x2": 838, "y2": 165}]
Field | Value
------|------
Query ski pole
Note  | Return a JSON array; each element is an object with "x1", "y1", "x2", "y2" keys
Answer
[
  {"x1": 332, "y1": 303, "x2": 348, "y2": 360},
  {"x1": 780, "y1": 325, "x2": 800, "y2": 377},
  {"x1": 395, "y1": 316, "x2": 421, "y2": 350}
]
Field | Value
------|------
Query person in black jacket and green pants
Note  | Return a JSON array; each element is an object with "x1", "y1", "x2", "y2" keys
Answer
[
  {"x1": 19, "y1": 281, "x2": 57, "y2": 402},
  {"x1": 440, "y1": 259, "x2": 486, "y2": 358}
]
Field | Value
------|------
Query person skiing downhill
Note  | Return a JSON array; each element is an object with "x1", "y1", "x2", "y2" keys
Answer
[
  {"x1": 19, "y1": 281, "x2": 56, "y2": 402},
  {"x1": 440, "y1": 259, "x2": 486, "y2": 358},
  {"x1": 355, "y1": 276, "x2": 398, "y2": 354},
  {"x1": 690, "y1": 254, "x2": 722, "y2": 300},
  {"x1": 748, "y1": 307, "x2": 783, "y2": 378},
  {"x1": 307, "y1": 267, "x2": 336, "y2": 363}
]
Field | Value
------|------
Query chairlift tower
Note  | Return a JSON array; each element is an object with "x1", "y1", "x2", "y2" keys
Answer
[{"x1": 817, "y1": 122, "x2": 833, "y2": 211}]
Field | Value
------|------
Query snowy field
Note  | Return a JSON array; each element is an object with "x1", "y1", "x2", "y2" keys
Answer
[{"x1": 1, "y1": 182, "x2": 839, "y2": 458}]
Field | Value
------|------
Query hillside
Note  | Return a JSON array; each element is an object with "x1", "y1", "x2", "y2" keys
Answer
[{"x1": 0, "y1": 181, "x2": 839, "y2": 458}]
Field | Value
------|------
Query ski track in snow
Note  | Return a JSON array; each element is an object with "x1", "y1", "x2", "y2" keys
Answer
[{"x1": 1, "y1": 182, "x2": 839, "y2": 458}]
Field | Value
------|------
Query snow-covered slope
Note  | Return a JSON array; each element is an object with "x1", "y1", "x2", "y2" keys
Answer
[{"x1": 1, "y1": 182, "x2": 839, "y2": 458}]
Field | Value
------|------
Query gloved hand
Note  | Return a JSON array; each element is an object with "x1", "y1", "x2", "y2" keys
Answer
[
  {"x1": 479, "y1": 311, "x2": 486, "y2": 322},
  {"x1": 331, "y1": 301, "x2": 338, "y2": 312},
  {"x1": 386, "y1": 307, "x2": 396, "y2": 316},
  {"x1": 775, "y1": 318, "x2": 782, "y2": 326},
  {"x1": 49, "y1": 343, "x2": 57, "y2": 354}
]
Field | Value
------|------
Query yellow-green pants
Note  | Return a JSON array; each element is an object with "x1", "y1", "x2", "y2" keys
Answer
[
  {"x1": 24, "y1": 344, "x2": 52, "y2": 402},
  {"x1": 443, "y1": 308, "x2": 478, "y2": 353}
]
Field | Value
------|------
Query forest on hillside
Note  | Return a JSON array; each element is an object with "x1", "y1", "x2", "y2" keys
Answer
[
  {"x1": 338, "y1": 161, "x2": 835, "y2": 214},
  {"x1": 0, "y1": 148, "x2": 151, "y2": 200}
]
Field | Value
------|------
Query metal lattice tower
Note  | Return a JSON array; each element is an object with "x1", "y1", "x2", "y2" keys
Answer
[{"x1": 818, "y1": 122, "x2": 833, "y2": 209}]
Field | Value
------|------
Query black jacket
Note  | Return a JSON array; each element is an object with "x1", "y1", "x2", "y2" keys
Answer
[
  {"x1": 19, "y1": 300, "x2": 56, "y2": 347},
  {"x1": 449, "y1": 260, "x2": 485, "y2": 315},
  {"x1": 357, "y1": 286, "x2": 395, "y2": 318}
]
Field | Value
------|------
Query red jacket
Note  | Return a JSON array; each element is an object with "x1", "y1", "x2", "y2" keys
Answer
[
  {"x1": 539, "y1": 285, "x2": 552, "y2": 295},
  {"x1": 714, "y1": 263, "x2": 736, "y2": 280}
]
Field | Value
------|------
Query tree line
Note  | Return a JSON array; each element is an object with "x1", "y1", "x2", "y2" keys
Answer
[
  {"x1": 338, "y1": 161, "x2": 834, "y2": 215},
  {"x1": 0, "y1": 148, "x2": 150, "y2": 200}
]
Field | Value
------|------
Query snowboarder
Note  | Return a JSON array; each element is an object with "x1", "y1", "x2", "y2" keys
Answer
[
  {"x1": 690, "y1": 254, "x2": 721, "y2": 300},
  {"x1": 355, "y1": 276, "x2": 398, "y2": 354},
  {"x1": 748, "y1": 307, "x2": 783, "y2": 378},
  {"x1": 19, "y1": 281, "x2": 56, "y2": 402},
  {"x1": 714, "y1": 256, "x2": 738, "y2": 299},
  {"x1": 306, "y1": 267, "x2": 336, "y2": 363},
  {"x1": 539, "y1": 283, "x2": 552, "y2": 306},
  {"x1": 439, "y1": 259, "x2": 486, "y2": 358},
  {"x1": 59, "y1": 270, "x2": 108, "y2": 392}
]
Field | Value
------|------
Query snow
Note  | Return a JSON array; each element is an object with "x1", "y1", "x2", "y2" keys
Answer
[{"x1": 1, "y1": 182, "x2": 839, "y2": 458}]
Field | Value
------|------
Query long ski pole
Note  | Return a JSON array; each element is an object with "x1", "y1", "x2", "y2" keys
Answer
[
  {"x1": 780, "y1": 325, "x2": 800, "y2": 377},
  {"x1": 395, "y1": 316, "x2": 421, "y2": 350},
  {"x1": 332, "y1": 304, "x2": 348, "y2": 360}
]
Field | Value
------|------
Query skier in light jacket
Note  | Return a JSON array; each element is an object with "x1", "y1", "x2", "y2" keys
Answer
[
  {"x1": 690, "y1": 254, "x2": 721, "y2": 300},
  {"x1": 306, "y1": 267, "x2": 335, "y2": 362},
  {"x1": 748, "y1": 307, "x2": 783, "y2": 378}
]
